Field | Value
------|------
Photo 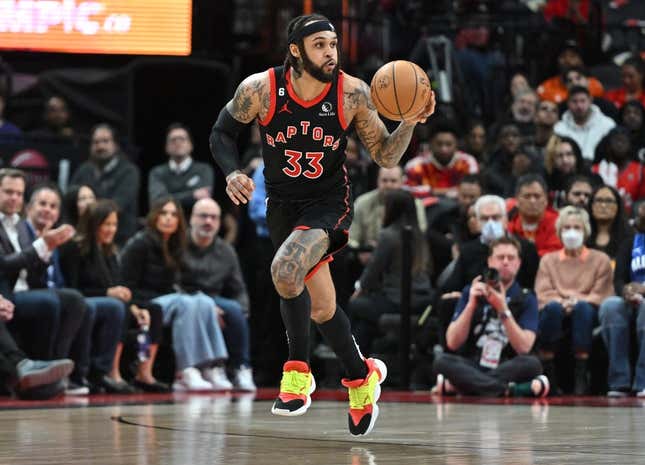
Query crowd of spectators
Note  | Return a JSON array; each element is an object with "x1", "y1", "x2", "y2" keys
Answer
[{"x1": 1, "y1": 1, "x2": 645, "y2": 399}]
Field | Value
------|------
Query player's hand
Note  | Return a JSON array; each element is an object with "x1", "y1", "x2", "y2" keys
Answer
[
  {"x1": 403, "y1": 90, "x2": 436, "y2": 124},
  {"x1": 225, "y1": 170, "x2": 255, "y2": 205}
]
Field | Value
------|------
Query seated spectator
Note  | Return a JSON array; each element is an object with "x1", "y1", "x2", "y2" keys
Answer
[
  {"x1": 537, "y1": 40, "x2": 604, "y2": 104},
  {"x1": 1, "y1": 303, "x2": 73, "y2": 399},
  {"x1": 462, "y1": 120, "x2": 488, "y2": 164},
  {"x1": 24, "y1": 185, "x2": 127, "y2": 394},
  {"x1": 535, "y1": 206, "x2": 614, "y2": 394},
  {"x1": 148, "y1": 122, "x2": 214, "y2": 214},
  {"x1": 592, "y1": 127, "x2": 645, "y2": 213},
  {"x1": 182, "y1": 198, "x2": 256, "y2": 391},
  {"x1": 482, "y1": 124, "x2": 522, "y2": 197},
  {"x1": 490, "y1": 88, "x2": 538, "y2": 141},
  {"x1": 70, "y1": 123, "x2": 140, "y2": 244},
  {"x1": 29, "y1": 96, "x2": 76, "y2": 141},
  {"x1": 350, "y1": 165, "x2": 426, "y2": 255},
  {"x1": 530, "y1": 100, "x2": 559, "y2": 159},
  {"x1": 405, "y1": 120, "x2": 478, "y2": 206},
  {"x1": 619, "y1": 100, "x2": 645, "y2": 154},
  {"x1": 544, "y1": 135, "x2": 588, "y2": 206},
  {"x1": 604, "y1": 56, "x2": 645, "y2": 109},
  {"x1": 507, "y1": 174, "x2": 562, "y2": 256},
  {"x1": 0, "y1": 94, "x2": 21, "y2": 137},
  {"x1": 350, "y1": 189, "x2": 433, "y2": 356},
  {"x1": 61, "y1": 184, "x2": 96, "y2": 227},
  {"x1": 559, "y1": 66, "x2": 619, "y2": 120},
  {"x1": 432, "y1": 237, "x2": 548, "y2": 398},
  {"x1": 0, "y1": 169, "x2": 86, "y2": 392},
  {"x1": 449, "y1": 175, "x2": 484, "y2": 246},
  {"x1": 442, "y1": 194, "x2": 540, "y2": 294},
  {"x1": 344, "y1": 135, "x2": 372, "y2": 199},
  {"x1": 587, "y1": 185, "x2": 628, "y2": 263},
  {"x1": 554, "y1": 86, "x2": 616, "y2": 161},
  {"x1": 120, "y1": 197, "x2": 231, "y2": 391},
  {"x1": 598, "y1": 202, "x2": 645, "y2": 397},
  {"x1": 59, "y1": 200, "x2": 169, "y2": 393},
  {"x1": 562, "y1": 174, "x2": 594, "y2": 209}
]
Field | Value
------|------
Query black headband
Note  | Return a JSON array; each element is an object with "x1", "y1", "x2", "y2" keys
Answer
[{"x1": 288, "y1": 20, "x2": 336, "y2": 44}]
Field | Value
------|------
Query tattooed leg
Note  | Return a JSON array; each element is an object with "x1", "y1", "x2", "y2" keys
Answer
[{"x1": 271, "y1": 229, "x2": 330, "y2": 299}]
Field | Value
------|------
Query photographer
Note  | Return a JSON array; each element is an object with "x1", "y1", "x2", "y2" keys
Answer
[{"x1": 432, "y1": 237, "x2": 548, "y2": 397}]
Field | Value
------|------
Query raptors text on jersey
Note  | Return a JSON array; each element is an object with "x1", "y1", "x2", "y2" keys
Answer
[{"x1": 257, "y1": 66, "x2": 350, "y2": 200}]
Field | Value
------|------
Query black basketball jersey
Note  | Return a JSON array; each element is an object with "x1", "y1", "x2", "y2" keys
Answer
[{"x1": 257, "y1": 66, "x2": 350, "y2": 201}]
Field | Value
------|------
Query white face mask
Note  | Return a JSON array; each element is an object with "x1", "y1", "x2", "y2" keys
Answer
[
  {"x1": 480, "y1": 220, "x2": 505, "y2": 244},
  {"x1": 561, "y1": 229, "x2": 584, "y2": 250}
]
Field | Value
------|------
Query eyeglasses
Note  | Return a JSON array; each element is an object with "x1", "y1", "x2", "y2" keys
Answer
[
  {"x1": 593, "y1": 197, "x2": 617, "y2": 205},
  {"x1": 195, "y1": 213, "x2": 220, "y2": 220},
  {"x1": 167, "y1": 135, "x2": 188, "y2": 143}
]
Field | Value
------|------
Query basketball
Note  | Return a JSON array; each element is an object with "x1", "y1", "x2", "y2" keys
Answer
[{"x1": 370, "y1": 60, "x2": 431, "y2": 121}]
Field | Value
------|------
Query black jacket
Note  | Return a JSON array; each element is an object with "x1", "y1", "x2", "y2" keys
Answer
[
  {"x1": 0, "y1": 219, "x2": 49, "y2": 292},
  {"x1": 119, "y1": 230, "x2": 182, "y2": 301}
]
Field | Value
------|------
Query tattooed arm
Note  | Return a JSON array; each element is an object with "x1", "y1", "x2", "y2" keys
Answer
[
  {"x1": 210, "y1": 71, "x2": 270, "y2": 205},
  {"x1": 344, "y1": 76, "x2": 435, "y2": 168}
]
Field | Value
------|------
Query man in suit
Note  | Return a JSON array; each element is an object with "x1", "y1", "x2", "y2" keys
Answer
[{"x1": 0, "y1": 169, "x2": 85, "y2": 371}]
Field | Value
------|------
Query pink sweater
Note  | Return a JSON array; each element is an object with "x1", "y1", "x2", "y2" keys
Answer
[{"x1": 535, "y1": 247, "x2": 614, "y2": 308}]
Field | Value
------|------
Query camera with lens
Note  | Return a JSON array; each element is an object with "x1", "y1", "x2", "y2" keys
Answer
[{"x1": 482, "y1": 267, "x2": 500, "y2": 287}]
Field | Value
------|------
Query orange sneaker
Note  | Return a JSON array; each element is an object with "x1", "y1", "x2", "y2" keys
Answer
[
  {"x1": 341, "y1": 358, "x2": 387, "y2": 436},
  {"x1": 270, "y1": 361, "x2": 316, "y2": 417}
]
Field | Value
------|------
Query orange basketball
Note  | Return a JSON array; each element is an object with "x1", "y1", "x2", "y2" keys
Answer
[{"x1": 370, "y1": 60, "x2": 431, "y2": 121}]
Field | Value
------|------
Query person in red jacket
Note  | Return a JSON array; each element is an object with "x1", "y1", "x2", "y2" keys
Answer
[
  {"x1": 507, "y1": 174, "x2": 562, "y2": 257},
  {"x1": 604, "y1": 56, "x2": 645, "y2": 109}
]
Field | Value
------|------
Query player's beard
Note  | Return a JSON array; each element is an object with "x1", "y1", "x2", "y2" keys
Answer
[{"x1": 301, "y1": 49, "x2": 338, "y2": 83}]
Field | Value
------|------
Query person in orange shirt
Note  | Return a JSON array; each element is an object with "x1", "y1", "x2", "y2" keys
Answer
[
  {"x1": 537, "y1": 41, "x2": 604, "y2": 104},
  {"x1": 604, "y1": 56, "x2": 645, "y2": 109}
]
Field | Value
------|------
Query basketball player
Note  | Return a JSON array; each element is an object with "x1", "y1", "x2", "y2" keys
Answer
[{"x1": 210, "y1": 13, "x2": 435, "y2": 436}]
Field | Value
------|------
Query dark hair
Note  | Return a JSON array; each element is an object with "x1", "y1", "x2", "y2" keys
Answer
[
  {"x1": 563, "y1": 65, "x2": 589, "y2": 80},
  {"x1": 28, "y1": 182, "x2": 61, "y2": 208},
  {"x1": 382, "y1": 189, "x2": 429, "y2": 274},
  {"x1": 623, "y1": 56, "x2": 644, "y2": 85},
  {"x1": 284, "y1": 14, "x2": 335, "y2": 78},
  {"x1": 564, "y1": 174, "x2": 593, "y2": 195},
  {"x1": 62, "y1": 184, "x2": 95, "y2": 227},
  {"x1": 146, "y1": 196, "x2": 187, "y2": 270},
  {"x1": 90, "y1": 123, "x2": 119, "y2": 143},
  {"x1": 0, "y1": 168, "x2": 26, "y2": 185},
  {"x1": 458, "y1": 174, "x2": 483, "y2": 187},
  {"x1": 76, "y1": 199, "x2": 120, "y2": 257},
  {"x1": 515, "y1": 173, "x2": 548, "y2": 196},
  {"x1": 429, "y1": 119, "x2": 460, "y2": 140},
  {"x1": 568, "y1": 85, "x2": 590, "y2": 99},
  {"x1": 488, "y1": 236, "x2": 521, "y2": 257},
  {"x1": 166, "y1": 122, "x2": 193, "y2": 144},
  {"x1": 588, "y1": 184, "x2": 627, "y2": 258}
]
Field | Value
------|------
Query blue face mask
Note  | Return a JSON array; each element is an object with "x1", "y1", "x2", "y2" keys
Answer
[{"x1": 480, "y1": 220, "x2": 505, "y2": 244}]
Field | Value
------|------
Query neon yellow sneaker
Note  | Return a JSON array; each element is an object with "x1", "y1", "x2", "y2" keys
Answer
[
  {"x1": 341, "y1": 358, "x2": 387, "y2": 436},
  {"x1": 270, "y1": 361, "x2": 316, "y2": 417}
]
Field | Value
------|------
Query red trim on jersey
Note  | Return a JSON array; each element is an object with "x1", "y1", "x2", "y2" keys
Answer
[
  {"x1": 294, "y1": 225, "x2": 311, "y2": 231},
  {"x1": 333, "y1": 166, "x2": 351, "y2": 230},
  {"x1": 304, "y1": 255, "x2": 334, "y2": 281},
  {"x1": 285, "y1": 68, "x2": 331, "y2": 108},
  {"x1": 337, "y1": 71, "x2": 348, "y2": 130},
  {"x1": 258, "y1": 68, "x2": 277, "y2": 127}
]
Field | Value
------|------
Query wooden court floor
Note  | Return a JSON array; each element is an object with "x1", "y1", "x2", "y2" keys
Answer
[{"x1": 1, "y1": 391, "x2": 645, "y2": 465}]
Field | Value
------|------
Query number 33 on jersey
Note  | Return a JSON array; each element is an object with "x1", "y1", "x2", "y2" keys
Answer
[{"x1": 257, "y1": 66, "x2": 350, "y2": 200}]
